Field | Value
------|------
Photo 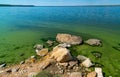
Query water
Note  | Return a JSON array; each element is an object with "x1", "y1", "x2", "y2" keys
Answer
[{"x1": 0, "y1": 6, "x2": 120, "y2": 76}]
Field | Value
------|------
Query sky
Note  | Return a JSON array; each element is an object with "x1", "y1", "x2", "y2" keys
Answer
[{"x1": 0, "y1": 0, "x2": 120, "y2": 6}]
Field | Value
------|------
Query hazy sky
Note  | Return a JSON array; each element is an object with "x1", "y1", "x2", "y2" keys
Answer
[{"x1": 0, "y1": 0, "x2": 120, "y2": 6}]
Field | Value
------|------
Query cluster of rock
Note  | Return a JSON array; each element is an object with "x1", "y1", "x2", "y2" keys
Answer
[
  {"x1": 0, "y1": 33, "x2": 103, "y2": 77},
  {"x1": 32, "y1": 33, "x2": 103, "y2": 77}
]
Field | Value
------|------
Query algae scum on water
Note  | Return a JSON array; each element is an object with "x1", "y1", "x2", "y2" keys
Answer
[{"x1": 0, "y1": 6, "x2": 120, "y2": 77}]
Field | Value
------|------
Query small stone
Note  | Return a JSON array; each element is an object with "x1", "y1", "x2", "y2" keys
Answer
[
  {"x1": 95, "y1": 67, "x2": 103, "y2": 77},
  {"x1": 58, "y1": 43, "x2": 71, "y2": 48},
  {"x1": 77, "y1": 55, "x2": 87, "y2": 62},
  {"x1": 0, "y1": 63, "x2": 6, "y2": 68},
  {"x1": 34, "y1": 44, "x2": 43, "y2": 51},
  {"x1": 69, "y1": 72, "x2": 82, "y2": 77},
  {"x1": 12, "y1": 68, "x2": 19, "y2": 73},
  {"x1": 37, "y1": 48, "x2": 48, "y2": 56},
  {"x1": 20, "y1": 61, "x2": 25, "y2": 64},
  {"x1": 87, "y1": 71, "x2": 97, "y2": 77},
  {"x1": 46, "y1": 40, "x2": 54, "y2": 46},
  {"x1": 69, "y1": 60, "x2": 78, "y2": 68},
  {"x1": 82, "y1": 58, "x2": 93, "y2": 68}
]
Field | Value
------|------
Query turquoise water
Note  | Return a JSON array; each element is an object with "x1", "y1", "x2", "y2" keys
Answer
[{"x1": 0, "y1": 6, "x2": 120, "y2": 76}]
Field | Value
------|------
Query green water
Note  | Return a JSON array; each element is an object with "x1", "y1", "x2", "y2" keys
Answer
[{"x1": 0, "y1": 6, "x2": 120, "y2": 76}]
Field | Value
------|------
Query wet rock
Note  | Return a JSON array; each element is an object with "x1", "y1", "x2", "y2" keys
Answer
[
  {"x1": 58, "y1": 43, "x2": 71, "y2": 48},
  {"x1": 0, "y1": 63, "x2": 6, "y2": 68},
  {"x1": 56, "y1": 33, "x2": 82, "y2": 45},
  {"x1": 51, "y1": 46, "x2": 73, "y2": 63},
  {"x1": 34, "y1": 44, "x2": 43, "y2": 51},
  {"x1": 37, "y1": 48, "x2": 48, "y2": 56},
  {"x1": 77, "y1": 55, "x2": 87, "y2": 62},
  {"x1": 69, "y1": 72, "x2": 82, "y2": 77},
  {"x1": 95, "y1": 67, "x2": 103, "y2": 77},
  {"x1": 85, "y1": 39, "x2": 102, "y2": 46},
  {"x1": 87, "y1": 71, "x2": 97, "y2": 77},
  {"x1": 82, "y1": 58, "x2": 93, "y2": 68}
]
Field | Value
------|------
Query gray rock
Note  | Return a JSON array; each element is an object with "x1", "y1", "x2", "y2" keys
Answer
[
  {"x1": 77, "y1": 55, "x2": 87, "y2": 62},
  {"x1": 34, "y1": 44, "x2": 43, "y2": 51},
  {"x1": 85, "y1": 39, "x2": 102, "y2": 46}
]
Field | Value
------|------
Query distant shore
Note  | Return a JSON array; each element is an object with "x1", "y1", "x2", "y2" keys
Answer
[{"x1": 0, "y1": 4, "x2": 35, "y2": 7}]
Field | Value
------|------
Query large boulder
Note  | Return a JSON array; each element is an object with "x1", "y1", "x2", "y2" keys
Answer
[
  {"x1": 95, "y1": 68, "x2": 103, "y2": 77},
  {"x1": 51, "y1": 46, "x2": 73, "y2": 63},
  {"x1": 85, "y1": 39, "x2": 102, "y2": 46},
  {"x1": 82, "y1": 58, "x2": 93, "y2": 68},
  {"x1": 56, "y1": 33, "x2": 82, "y2": 45},
  {"x1": 69, "y1": 72, "x2": 82, "y2": 77},
  {"x1": 37, "y1": 48, "x2": 48, "y2": 56}
]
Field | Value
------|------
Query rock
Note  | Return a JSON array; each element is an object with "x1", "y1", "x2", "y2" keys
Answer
[
  {"x1": 28, "y1": 72, "x2": 38, "y2": 77},
  {"x1": 12, "y1": 67, "x2": 19, "y2": 73},
  {"x1": 87, "y1": 71, "x2": 97, "y2": 77},
  {"x1": 20, "y1": 61, "x2": 25, "y2": 65},
  {"x1": 69, "y1": 60, "x2": 78, "y2": 68},
  {"x1": 46, "y1": 40, "x2": 54, "y2": 46},
  {"x1": 69, "y1": 72, "x2": 82, "y2": 77},
  {"x1": 6, "y1": 69, "x2": 12, "y2": 73},
  {"x1": 85, "y1": 39, "x2": 102, "y2": 46},
  {"x1": 95, "y1": 67, "x2": 103, "y2": 77},
  {"x1": 0, "y1": 63, "x2": 6, "y2": 68},
  {"x1": 25, "y1": 57, "x2": 36, "y2": 64},
  {"x1": 82, "y1": 58, "x2": 93, "y2": 68},
  {"x1": 37, "y1": 48, "x2": 48, "y2": 56},
  {"x1": 34, "y1": 44, "x2": 43, "y2": 51},
  {"x1": 58, "y1": 62, "x2": 68, "y2": 67},
  {"x1": 56, "y1": 33, "x2": 82, "y2": 45},
  {"x1": 51, "y1": 46, "x2": 73, "y2": 63},
  {"x1": 39, "y1": 59, "x2": 54, "y2": 70},
  {"x1": 77, "y1": 55, "x2": 87, "y2": 62},
  {"x1": 58, "y1": 43, "x2": 71, "y2": 48}
]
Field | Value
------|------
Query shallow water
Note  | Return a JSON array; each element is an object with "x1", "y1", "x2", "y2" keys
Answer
[{"x1": 0, "y1": 6, "x2": 120, "y2": 76}]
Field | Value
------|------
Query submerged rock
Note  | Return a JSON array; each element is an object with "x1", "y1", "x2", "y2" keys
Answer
[
  {"x1": 82, "y1": 58, "x2": 93, "y2": 68},
  {"x1": 46, "y1": 40, "x2": 54, "y2": 46},
  {"x1": 85, "y1": 39, "x2": 102, "y2": 46},
  {"x1": 37, "y1": 48, "x2": 48, "y2": 56},
  {"x1": 34, "y1": 44, "x2": 43, "y2": 51},
  {"x1": 56, "y1": 33, "x2": 82, "y2": 45},
  {"x1": 51, "y1": 46, "x2": 73, "y2": 63}
]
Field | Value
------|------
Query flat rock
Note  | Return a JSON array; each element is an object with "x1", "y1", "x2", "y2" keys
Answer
[
  {"x1": 82, "y1": 58, "x2": 93, "y2": 68},
  {"x1": 85, "y1": 39, "x2": 102, "y2": 46},
  {"x1": 56, "y1": 33, "x2": 82, "y2": 45}
]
